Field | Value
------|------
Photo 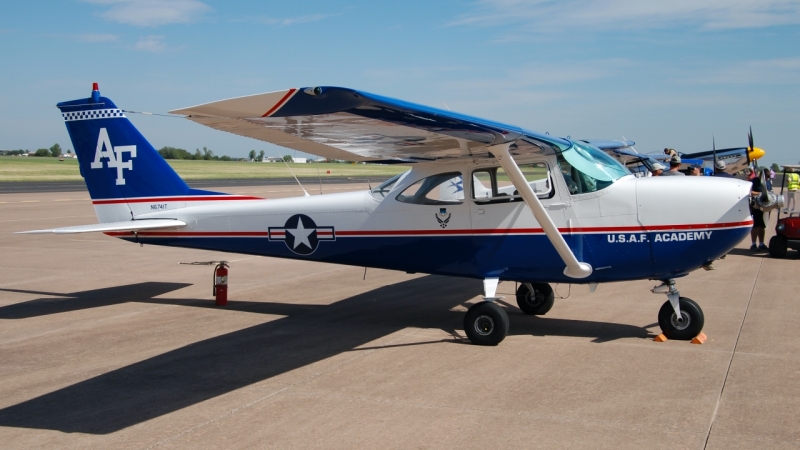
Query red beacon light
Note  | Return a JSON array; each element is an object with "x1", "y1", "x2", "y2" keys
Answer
[{"x1": 90, "y1": 82, "x2": 101, "y2": 103}]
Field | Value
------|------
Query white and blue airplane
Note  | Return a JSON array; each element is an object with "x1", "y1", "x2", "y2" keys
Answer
[
  {"x1": 600, "y1": 138, "x2": 765, "y2": 175},
  {"x1": 20, "y1": 84, "x2": 755, "y2": 345}
]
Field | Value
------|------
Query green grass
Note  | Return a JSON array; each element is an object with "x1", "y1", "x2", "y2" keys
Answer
[{"x1": 0, "y1": 156, "x2": 409, "y2": 182}]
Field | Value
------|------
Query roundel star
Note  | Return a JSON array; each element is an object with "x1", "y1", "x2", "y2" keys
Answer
[
  {"x1": 268, "y1": 214, "x2": 336, "y2": 255},
  {"x1": 287, "y1": 218, "x2": 314, "y2": 250}
]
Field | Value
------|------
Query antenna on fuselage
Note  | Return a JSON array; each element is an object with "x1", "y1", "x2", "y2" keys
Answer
[
  {"x1": 277, "y1": 153, "x2": 310, "y2": 197},
  {"x1": 315, "y1": 158, "x2": 323, "y2": 195}
]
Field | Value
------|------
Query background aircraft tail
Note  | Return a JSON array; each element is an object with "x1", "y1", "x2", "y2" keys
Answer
[{"x1": 57, "y1": 84, "x2": 227, "y2": 223}]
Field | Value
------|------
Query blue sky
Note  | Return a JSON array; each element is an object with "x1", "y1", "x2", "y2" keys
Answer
[{"x1": 1, "y1": 0, "x2": 799, "y2": 164}]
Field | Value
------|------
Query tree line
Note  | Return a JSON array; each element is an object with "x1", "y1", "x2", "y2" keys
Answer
[
  {"x1": 157, "y1": 146, "x2": 234, "y2": 161},
  {"x1": 11, "y1": 144, "x2": 70, "y2": 157},
  {"x1": 4, "y1": 143, "x2": 301, "y2": 163}
]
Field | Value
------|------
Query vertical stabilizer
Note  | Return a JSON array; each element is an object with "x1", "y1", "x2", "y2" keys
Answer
[{"x1": 57, "y1": 84, "x2": 225, "y2": 222}]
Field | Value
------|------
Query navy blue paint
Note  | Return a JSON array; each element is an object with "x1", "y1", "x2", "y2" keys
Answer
[{"x1": 123, "y1": 227, "x2": 749, "y2": 283}]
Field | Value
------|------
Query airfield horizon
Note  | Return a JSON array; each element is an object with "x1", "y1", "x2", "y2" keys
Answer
[{"x1": 0, "y1": 156, "x2": 408, "y2": 183}]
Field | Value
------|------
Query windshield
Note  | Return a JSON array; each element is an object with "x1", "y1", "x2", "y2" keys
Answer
[
  {"x1": 564, "y1": 141, "x2": 630, "y2": 181},
  {"x1": 557, "y1": 141, "x2": 630, "y2": 194}
]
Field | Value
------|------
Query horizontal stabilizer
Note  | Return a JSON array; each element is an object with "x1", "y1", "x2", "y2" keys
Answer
[{"x1": 16, "y1": 219, "x2": 186, "y2": 235}]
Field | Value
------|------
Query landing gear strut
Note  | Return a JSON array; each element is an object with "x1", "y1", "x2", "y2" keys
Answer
[{"x1": 652, "y1": 279, "x2": 704, "y2": 340}]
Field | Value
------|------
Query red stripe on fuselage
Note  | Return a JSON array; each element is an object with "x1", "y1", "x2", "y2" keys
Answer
[
  {"x1": 261, "y1": 88, "x2": 297, "y2": 117},
  {"x1": 105, "y1": 220, "x2": 753, "y2": 239}
]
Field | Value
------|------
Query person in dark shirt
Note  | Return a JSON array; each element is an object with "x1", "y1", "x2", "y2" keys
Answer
[
  {"x1": 712, "y1": 160, "x2": 734, "y2": 178},
  {"x1": 748, "y1": 169, "x2": 767, "y2": 251}
]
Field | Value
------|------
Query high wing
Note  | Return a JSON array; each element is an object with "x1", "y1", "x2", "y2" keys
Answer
[
  {"x1": 169, "y1": 87, "x2": 569, "y2": 161},
  {"x1": 17, "y1": 219, "x2": 186, "y2": 235}
]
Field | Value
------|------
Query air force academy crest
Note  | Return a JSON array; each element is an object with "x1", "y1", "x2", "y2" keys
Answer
[
  {"x1": 268, "y1": 214, "x2": 335, "y2": 255},
  {"x1": 436, "y1": 208, "x2": 451, "y2": 228}
]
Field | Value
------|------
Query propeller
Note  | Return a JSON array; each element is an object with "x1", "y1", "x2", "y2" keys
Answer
[
  {"x1": 747, "y1": 126, "x2": 754, "y2": 168},
  {"x1": 759, "y1": 168, "x2": 770, "y2": 203},
  {"x1": 754, "y1": 166, "x2": 783, "y2": 212},
  {"x1": 712, "y1": 135, "x2": 717, "y2": 169}
]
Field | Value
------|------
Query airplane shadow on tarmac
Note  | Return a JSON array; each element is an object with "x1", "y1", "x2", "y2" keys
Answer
[{"x1": 0, "y1": 277, "x2": 651, "y2": 434}]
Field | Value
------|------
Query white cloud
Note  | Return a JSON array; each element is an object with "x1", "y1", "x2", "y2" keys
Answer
[
  {"x1": 254, "y1": 13, "x2": 337, "y2": 26},
  {"x1": 450, "y1": 0, "x2": 800, "y2": 31},
  {"x1": 133, "y1": 35, "x2": 167, "y2": 52},
  {"x1": 77, "y1": 33, "x2": 119, "y2": 42},
  {"x1": 84, "y1": 0, "x2": 210, "y2": 27}
]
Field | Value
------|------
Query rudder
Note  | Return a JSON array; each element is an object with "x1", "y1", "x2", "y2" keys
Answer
[{"x1": 58, "y1": 84, "x2": 222, "y2": 222}]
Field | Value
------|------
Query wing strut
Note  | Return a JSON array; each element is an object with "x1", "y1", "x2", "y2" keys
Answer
[{"x1": 491, "y1": 143, "x2": 593, "y2": 279}]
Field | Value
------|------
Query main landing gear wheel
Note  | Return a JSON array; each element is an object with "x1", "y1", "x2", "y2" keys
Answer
[
  {"x1": 464, "y1": 302, "x2": 509, "y2": 346},
  {"x1": 769, "y1": 235, "x2": 788, "y2": 258},
  {"x1": 516, "y1": 282, "x2": 555, "y2": 315},
  {"x1": 658, "y1": 297, "x2": 704, "y2": 340}
]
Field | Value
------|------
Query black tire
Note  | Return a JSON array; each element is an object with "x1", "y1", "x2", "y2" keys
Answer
[
  {"x1": 516, "y1": 283, "x2": 555, "y2": 315},
  {"x1": 464, "y1": 302, "x2": 509, "y2": 346},
  {"x1": 769, "y1": 235, "x2": 788, "y2": 258},
  {"x1": 658, "y1": 297, "x2": 704, "y2": 340}
]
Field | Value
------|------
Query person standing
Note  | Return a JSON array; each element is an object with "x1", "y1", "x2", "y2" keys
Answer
[
  {"x1": 786, "y1": 168, "x2": 799, "y2": 212},
  {"x1": 650, "y1": 162, "x2": 665, "y2": 176},
  {"x1": 712, "y1": 160, "x2": 734, "y2": 178},
  {"x1": 660, "y1": 154, "x2": 685, "y2": 176},
  {"x1": 748, "y1": 169, "x2": 768, "y2": 251},
  {"x1": 689, "y1": 165, "x2": 702, "y2": 176}
]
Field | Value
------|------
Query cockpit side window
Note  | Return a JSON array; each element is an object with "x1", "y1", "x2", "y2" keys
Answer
[
  {"x1": 556, "y1": 141, "x2": 630, "y2": 194},
  {"x1": 471, "y1": 162, "x2": 553, "y2": 203},
  {"x1": 557, "y1": 153, "x2": 598, "y2": 194},
  {"x1": 396, "y1": 172, "x2": 464, "y2": 205}
]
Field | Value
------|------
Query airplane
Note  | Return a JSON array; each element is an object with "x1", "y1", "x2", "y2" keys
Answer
[
  {"x1": 19, "y1": 83, "x2": 755, "y2": 346},
  {"x1": 599, "y1": 138, "x2": 765, "y2": 175}
]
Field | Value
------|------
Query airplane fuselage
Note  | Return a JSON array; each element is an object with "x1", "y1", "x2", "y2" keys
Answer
[
  {"x1": 108, "y1": 157, "x2": 753, "y2": 284},
  {"x1": 680, "y1": 146, "x2": 765, "y2": 174}
]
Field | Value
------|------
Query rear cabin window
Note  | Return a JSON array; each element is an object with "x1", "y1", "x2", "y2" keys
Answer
[
  {"x1": 370, "y1": 173, "x2": 404, "y2": 199},
  {"x1": 471, "y1": 162, "x2": 553, "y2": 203},
  {"x1": 396, "y1": 172, "x2": 464, "y2": 205}
]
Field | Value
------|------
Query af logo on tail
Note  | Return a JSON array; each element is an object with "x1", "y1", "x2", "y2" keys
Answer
[{"x1": 90, "y1": 128, "x2": 137, "y2": 185}]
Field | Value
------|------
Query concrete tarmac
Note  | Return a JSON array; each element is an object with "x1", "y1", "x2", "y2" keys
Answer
[{"x1": 0, "y1": 184, "x2": 798, "y2": 449}]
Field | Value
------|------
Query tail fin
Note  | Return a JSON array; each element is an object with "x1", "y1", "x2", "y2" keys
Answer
[{"x1": 58, "y1": 84, "x2": 221, "y2": 222}]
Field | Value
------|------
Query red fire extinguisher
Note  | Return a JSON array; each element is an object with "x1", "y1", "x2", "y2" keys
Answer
[{"x1": 213, "y1": 262, "x2": 229, "y2": 306}]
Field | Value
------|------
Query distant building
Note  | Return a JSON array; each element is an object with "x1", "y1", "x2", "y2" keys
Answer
[{"x1": 293, "y1": 157, "x2": 307, "y2": 164}]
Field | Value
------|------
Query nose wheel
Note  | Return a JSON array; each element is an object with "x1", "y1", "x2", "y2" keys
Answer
[
  {"x1": 516, "y1": 282, "x2": 555, "y2": 315},
  {"x1": 652, "y1": 280, "x2": 705, "y2": 340}
]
